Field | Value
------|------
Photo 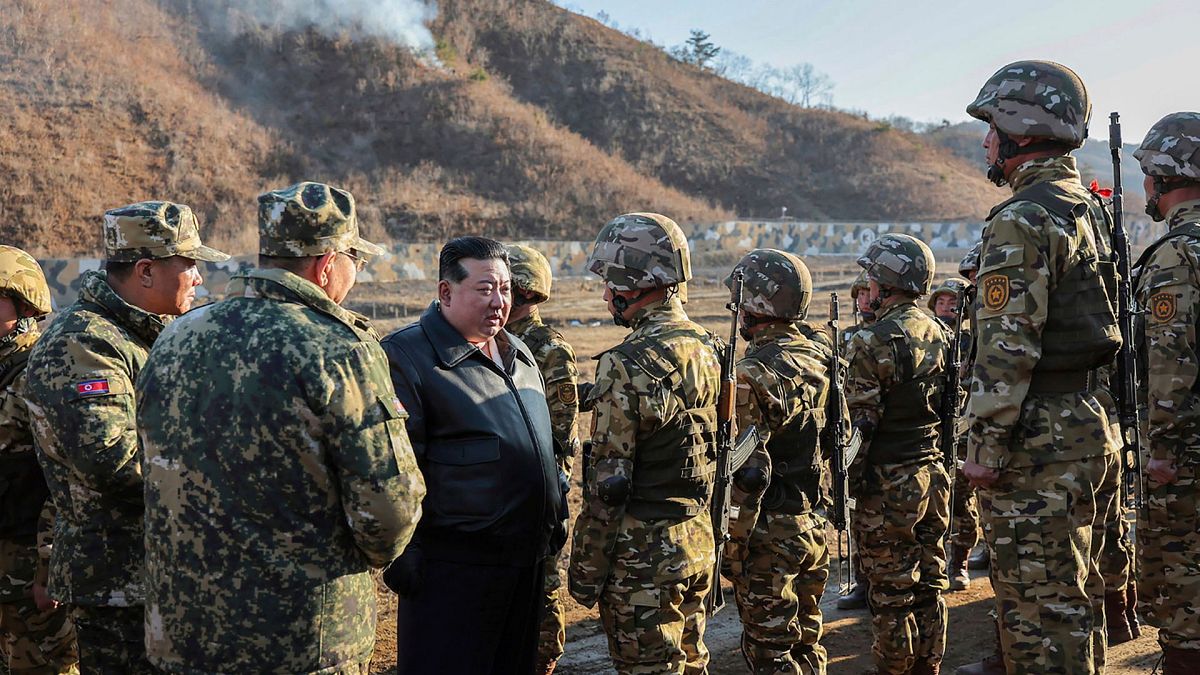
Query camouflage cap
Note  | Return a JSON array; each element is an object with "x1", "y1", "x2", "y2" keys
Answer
[
  {"x1": 1134, "y1": 112, "x2": 1200, "y2": 180},
  {"x1": 0, "y1": 245, "x2": 52, "y2": 316},
  {"x1": 257, "y1": 182, "x2": 384, "y2": 258},
  {"x1": 959, "y1": 242, "x2": 982, "y2": 277},
  {"x1": 507, "y1": 243, "x2": 552, "y2": 303},
  {"x1": 850, "y1": 268, "x2": 870, "y2": 300},
  {"x1": 857, "y1": 233, "x2": 935, "y2": 295},
  {"x1": 966, "y1": 60, "x2": 1091, "y2": 147},
  {"x1": 103, "y1": 201, "x2": 231, "y2": 263},
  {"x1": 725, "y1": 248, "x2": 812, "y2": 320},
  {"x1": 927, "y1": 277, "x2": 970, "y2": 311},
  {"x1": 587, "y1": 212, "x2": 691, "y2": 291}
]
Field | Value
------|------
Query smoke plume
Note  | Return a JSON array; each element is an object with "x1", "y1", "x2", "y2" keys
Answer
[{"x1": 235, "y1": 0, "x2": 438, "y2": 54}]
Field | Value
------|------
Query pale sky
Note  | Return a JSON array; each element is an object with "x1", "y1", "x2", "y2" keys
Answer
[{"x1": 553, "y1": 0, "x2": 1197, "y2": 142}]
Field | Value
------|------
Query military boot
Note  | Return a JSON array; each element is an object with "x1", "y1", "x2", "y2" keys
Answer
[
  {"x1": 836, "y1": 578, "x2": 869, "y2": 610},
  {"x1": 954, "y1": 622, "x2": 1005, "y2": 675},
  {"x1": 539, "y1": 659, "x2": 558, "y2": 675},
  {"x1": 966, "y1": 545, "x2": 990, "y2": 570},
  {"x1": 1104, "y1": 589, "x2": 1136, "y2": 646},
  {"x1": 1163, "y1": 646, "x2": 1200, "y2": 675},
  {"x1": 911, "y1": 657, "x2": 942, "y2": 675},
  {"x1": 948, "y1": 545, "x2": 971, "y2": 591}
]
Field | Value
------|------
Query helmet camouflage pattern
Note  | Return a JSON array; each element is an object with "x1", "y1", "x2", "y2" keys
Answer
[
  {"x1": 726, "y1": 248, "x2": 812, "y2": 320},
  {"x1": 927, "y1": 277, "x2": 970, "y2": 311},
  {"x1": 857, "y1": 233, "x2": 936, "y2": 295},
  {"x1": 587, "y1": 212, "x2": 691, "y2": 291},
  {"x1": 0, "y1": 245, "x2": 52, "y2": 317},
  {"x1": 850, "y1": 268, "x2": 870, "y2": 300},
  {"x1": 966, "y1": 60, "x2": 1091, "y2": 147},
  {"x1": 1134, "y1": 112, "x2": 1200, "y2": 180},
  {"x1": 258, "y1": 182, "x2": 384, "y2": 258},
  {"x1": 507, "y1": 243, "x2": 553, "y2": 303},
  {"x1": 959, "y1": 242, "x2": 982, "y2": 277}
]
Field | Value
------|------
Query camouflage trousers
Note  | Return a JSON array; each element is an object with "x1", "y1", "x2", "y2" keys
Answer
[
  {"x1": 980, "y1": 452, "x2": 1117, "y2": 675},
  {"x1": 598, "y1": 564, "x2": 711, "y2": 675},
  {"x1": 1138, "y1": 464, "x2": 1200, "y2": 650},
  {"x1": 1092, "y1": 454, "x2": 1128, "y2": 670},
  {"x1": 536, "y1": 550, "x2": 567, "y2": 672},
  {"x1": 728, "y1": 511, "x2": 828, "y2": 675},
  {"x1": 950, "y1": 464, "x2": 981, "y2": 551},
  {"x1": 852, "y1": 461, "x2": 950, "y2": 674},
  {"x1": 70, "y1": 606, "x2": 155, "y2": 675},
  {"x1": 0, "y1": 599, "x2": 78, "y2": 675}
]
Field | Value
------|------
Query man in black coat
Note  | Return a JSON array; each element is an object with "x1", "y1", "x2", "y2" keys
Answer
[{"x1": 382, "y1": 236, "x2": 566, "y2": 675}]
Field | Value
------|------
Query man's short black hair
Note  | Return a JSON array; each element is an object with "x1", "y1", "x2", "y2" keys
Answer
[
  {"x1": 439, "y1": 236, "x2": 509, "y2": 283},
  {"x1": 258, "y1": 255, "x2": 319, "y2": 275},
  {"x1": 104, "y1": 260, "x2": 137, "y2": 281}
]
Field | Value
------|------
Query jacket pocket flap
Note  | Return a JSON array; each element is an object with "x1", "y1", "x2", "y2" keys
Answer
[{"x1": 427, "y1": 437, "x2": 501, "y2": 466}]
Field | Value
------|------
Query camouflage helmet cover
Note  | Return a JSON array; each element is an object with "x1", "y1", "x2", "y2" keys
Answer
[
  {"x1": 725, "y1": 248, "x2": 812, "y2": 320},
  {"x1": 587, "y1": 212, "x2": 691, "y2": 291},
  {"x1": 0, "y1": 246, "x2": 52, "y2": 316},
  {"x1": 258, "y1": 182, "x2": 384, "y2": 258},
  {"x1": 507, "y1": 243, "x2": 553, "y2": 303},
  {"x1": 850, "y1": 268, "x2": 870, "y2": 299},
  {"x1": 1134, "y1": 112, "x2": 1200, "y2": 180},
  {"x1": 927, "y1": 277, "x2": 970, "y2": 311},
  {"x1": 959, "y1": 242, "x2": 983, "y2": 277},
  {"x1": 104, "y1": 201, "x2": 230, "y2": 263},
  {"x1": 966, "y1": 60, "x2": 1091, "y2": 147},
  {"x1": 857, "y1": 233, "x2": 936, "y2": 295}
]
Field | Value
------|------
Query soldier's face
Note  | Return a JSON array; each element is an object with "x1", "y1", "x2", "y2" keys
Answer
[
  {"x1": 0, "y1": 296, "x2": 17, "y2": 338},
  {"x1": 934, "y1": 293, "x2": 957, "y2": 320},
  {"x1": 983, "y1": 125, "x2": 1001, "y2": 167},
  {"x1": 855, "y1": 291, "x2": 872, "y2": 315},
  {"x1": 143, "y1": 256, "x2": 203, "y2": 315},
  {"x1": 440, "y1": 257, "x2": 511, "y2": 343}
]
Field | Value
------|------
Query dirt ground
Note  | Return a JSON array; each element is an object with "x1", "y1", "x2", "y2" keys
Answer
[{"x1": 351, "y1": 256, "x2": 1162, "y2": 674}]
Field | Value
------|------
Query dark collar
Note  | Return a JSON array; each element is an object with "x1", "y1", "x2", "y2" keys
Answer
[{"x1": 420, "y1": 302, "x2": 535, "y2": 370}]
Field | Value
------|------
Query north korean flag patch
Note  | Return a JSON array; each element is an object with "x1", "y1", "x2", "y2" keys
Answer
[{"x1": 75, "y1": 379, "x2": 110, "y2": 396}]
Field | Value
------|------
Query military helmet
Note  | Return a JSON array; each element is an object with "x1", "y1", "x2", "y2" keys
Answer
[
  {"x1": 966, "y1": 60, "x2": 1091, "y2": 148},
  {"x1": 850, "y1": 268, "x2": 870, "y2": 300},
  {"x1": 725, "y1": 248, "x2": 812, "y2": 320},
  {"x1": 927, "y1": 277, "x2": 970, "y2": 311},
  {"x1": 0, "y1": 246, "x2": 52, "y2": 317},
  {"x1": 587, "y1": 213, "x2": 691, "y2": 291},
  {"x1": 1134, "y1": 112, "x2": 1200, "y2": 180},
  {"x1": 959, "y1": 242, "x2": 982, "y2": 277},
  {"x1": 857, "y1": 233, "x2": 936, "y2": 295},
  {"x1": 507, "y1": 243, "x2": 553, "y2": 304}
]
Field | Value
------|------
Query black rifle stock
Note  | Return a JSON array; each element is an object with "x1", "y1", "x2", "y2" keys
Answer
[
  {"x1": 707, "y1": 270, "x2": 744, "y2": 615},
  {"x1": 940, "y1": 284, "x2": 974, "y2": 554},
  {"x1": 1109, "y1": 112, "x2": 1147, "y2": 520},
  {"x1": 826, "y1": 293, "x2": 854, "y2": 594}
]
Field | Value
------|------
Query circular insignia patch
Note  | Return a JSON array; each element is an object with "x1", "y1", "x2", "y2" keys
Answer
[
  {"x1": 982, "y1": 274, "x2": 1010, "y2": 312},
  {"x1": 558, "y1": 383, "x2": 578, "y2": 405},
  {"x1": 1151, "y1": 292, "x2": 1177, "y2": 323}
]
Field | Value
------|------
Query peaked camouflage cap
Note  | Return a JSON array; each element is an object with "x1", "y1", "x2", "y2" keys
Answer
[
  {"x1": 257, "y1": 182, "x2": 384, "y2": 258},
  {"x1": 966, "y1": 60, "x2": 1091, "y2": 147},
  {"x1": 857, "y1": 233, "x2": 936, "y2": 295},
  {"x1": 0, "y1": 245, "x2": 52, "y2": 316},
  {"x1": 587, "y1": 212, "x2": 691, "y2": 291},
  {"x1": 103, "y1": 201, "x2": 230, "y2": 263},
  {"x1": 959, "y1": 241, "x2": 982, "y2": 277},
  {"x1": 927, "y1": 277, "x2": 970, "y2": 311},
  {"x1": 725, "y1": 248, "x2": 812, "y2": 320},
  {"x1": 1134, "y1": 112, "x2": 1200, "y2": 180},
  {"x1": 507, "y1": 243, "x2": 553, "y2": 303},
  {"x1": 850, "y1": 268, "x2": 870, "y2": 299}
]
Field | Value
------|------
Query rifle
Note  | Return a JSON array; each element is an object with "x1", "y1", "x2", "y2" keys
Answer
[
  {"x1": 940, "y1": 283, "x2": 974, "y2": 555},
  {"x1": 826, "y1": 293, "x2": 856, "y2": 595},
  {"x1": 1109, "y1": 112, "x2": 1147, "y2": 520}
]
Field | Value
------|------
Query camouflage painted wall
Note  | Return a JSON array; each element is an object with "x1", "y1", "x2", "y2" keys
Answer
[{"x1": 35, "y1": 219, "x2": 1158, "y2": 309}]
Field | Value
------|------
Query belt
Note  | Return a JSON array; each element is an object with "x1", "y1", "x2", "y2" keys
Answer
[{"x1": 1028, "y1": 369, "x2": 1095, "y2": 394}]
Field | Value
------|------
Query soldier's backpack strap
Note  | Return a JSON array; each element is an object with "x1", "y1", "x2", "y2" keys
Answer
[
  {"x1": 879, "y1": 323, "x2": 916, "y2": 384},
  {"x1": 1134, "y1": 223, "x2": 1200, "y2": 281},
  {"x1": 611, "y1": 338, "x2": 677, "y2": 385},
  {"x1": 0, "y1": 350, "x2": 30, "y2": 391},
  {"x1": 986, "y1": 181, "x2": 1088, "y2": 223}
]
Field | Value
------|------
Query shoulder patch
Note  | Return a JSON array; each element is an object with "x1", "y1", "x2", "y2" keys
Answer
[
  {"x1": 75, "y1": 378, "x2": 110, "y2": 396},
  {"x1": 982, "y1": 274, "x2": 1010, "y2": 312},
  {"x1": 1151, "y1": 292, "x2": 1177, "y2": 323},
  {"x1": 557, "y1": 382, "x2": 577, "y2": 405}
]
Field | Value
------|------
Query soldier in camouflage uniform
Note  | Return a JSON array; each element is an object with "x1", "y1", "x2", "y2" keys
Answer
[
  {"x1": 927, "y1": 278, "x2": 980, "y2": 593},
  {"x1": 837, "y1": 268, "x2": 875, "y2": 611},
  {"x1": 23, "y1": 202, "x2": 228, "y2": 674},
  {"x1": 136, "y1": 182, "x2": 426, "y2": 674},
  {"x1": 0, "y1": 247, "x2": 78, "y2": 675},
  {"x1": 846, "y1": 234, "x2": 950, "y2": 675},
  {"x1": 1131, "y1": 112, "x2": 1200, "y2": 674},
  {"x1": 961, "y1": 61, "x2": 1123, "y2": 675},
  {"x1": 721, "y1": 249, "x2": 836, "y2": 674},
  {"x1": 568, "y1": 213, "x2": 720, "y2": 675},
  {"x1": 505, "y1": 244, "x2": 581, "y2": 675}
]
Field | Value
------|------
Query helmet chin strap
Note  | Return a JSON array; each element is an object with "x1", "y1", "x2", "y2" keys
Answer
[
  {"x1": 987, "y1": 129, "x2": 1068, "y2": 187},
  {"x1": 1145, "y1": 177, "x2": 1190, "y2": 222},
  {"x1": 868, "y1": 287, "x2": 893, "y2": 312},
  {"x1": 610, "y1": 287, "x2": 658, "y2": 327}
]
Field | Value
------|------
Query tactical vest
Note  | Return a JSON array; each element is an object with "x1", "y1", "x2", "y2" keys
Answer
[
  {"x1": 753, "y1": 342, "x2": 827, "y2": 515},
  {"x1": 987, "y1": 182, "x2": 1122, "y2": 375},
  {"x1": 614, "y1": 332, "x2": 719, "y2": 523},
  {"x1": 1133, "y1": 223, "x2": 1200, "y2": 415},
  {"x1": 868, "y1": 321, "x2": 945, "y2": 465},
  {"x1": 0, "y1": 350, "x2": 50, "y2": 542}
]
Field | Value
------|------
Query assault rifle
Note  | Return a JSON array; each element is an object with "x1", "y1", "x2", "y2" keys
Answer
[
  {"x1": 940, "y1": 283, "x2": 975, "y2": 554},
  {"x1": 708, "y1": 270, "x2": 760, "y2": 615},
  {"x1": 1109, "y1": 112, "x2": 1147, "y2": 519},
  {"x1": 826, "y1": 293, "x2": 859, "y2": 595}
]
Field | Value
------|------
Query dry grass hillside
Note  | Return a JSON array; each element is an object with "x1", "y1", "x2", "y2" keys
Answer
[{"x1": 4, "y1": 0, "x2": 1002, "y2": 257}]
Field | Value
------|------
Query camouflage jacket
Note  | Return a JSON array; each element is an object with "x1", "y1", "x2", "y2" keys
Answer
[
  {"x1": 508, "y1": 308, "x2": 581, "y2": 473},
  {"x1": 845, "y1": 299, "x2": 947, "y2": 468},
  {"x1": 136, "y1": 268, "x2": 426, "y2": 673},
  {"x1": 568, "y1": 297, "x2": 720, "y2": 608},
  {"x1": 965, "y1": 157, "x2": 1121, "y2": 469},
  {"x1": 23, "y1": 270, "x2": 167, "y2": 606},
  {"x1": 1136, "y1": 199, "x2": 1200, "y2": 465},
  {"x1": 0, "y1": 322, "x2": 47, "y2": 601}
]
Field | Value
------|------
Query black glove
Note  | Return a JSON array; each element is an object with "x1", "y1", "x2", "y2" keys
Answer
[
  {"x1": 550, "y1": 470, "x2": 570, "y2": 554},
  {"x1": 382, "y1": 545, "x2": 424, "y2": 598}
]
